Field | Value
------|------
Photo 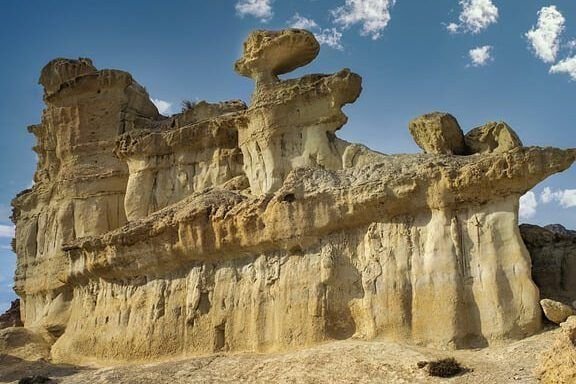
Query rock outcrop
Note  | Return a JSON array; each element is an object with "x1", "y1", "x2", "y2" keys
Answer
[
  {"x1": 464, "y1": 122, "x2": 522, "y2": 154},
  {"x1": 536, "y1": 315, "x2": 576, "y2": 384},
  {"x1": 520, "y1": 224, "x2": 576, "y2": 305},
  {"x1": 12, "y1": 58, "x2": 159, "y2": 340},
  {"x1": 9, "y1": 29, "x2": 576, "y2": 364},
  {"x1": 408, "y1": 112, "x2": 467, "y2": 155},
  {"x1": 0, "y1": 300, "x2": 23, "y2": 329},
  {"x1": 0, "y1": 327, "x2": 52, "y2": 361}
]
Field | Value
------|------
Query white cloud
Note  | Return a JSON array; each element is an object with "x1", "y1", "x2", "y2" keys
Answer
[
  {"x1": 0, "y1": 225, "x2": 15, "y2": 239},
  {"x1": 541, "y1": 186, "x2": 554, "y2": 204},
  {"x1": 541, "y1": 187, "x2": 576, "y2": 208},
  {"x1": 235, "y1": 0, "x2": 273, "y2": 22},
  {"x1": 447, "y1": 0, "x2": 499, "y2": 34},
  {"x1": 151, "y1": 98, "x2": 173, "y2": 116},
  {"x1": 519, "y1": 191, "x2": 538, "y2": 219},
  {"x1": 331, "y1": 0, "x2": 395, "y2": 40},
  {"x1": 288, "y1": 14, "x2": 318, "y2": 30},
  {"x1": 468, "y1": 45, "x2": 493, "y2": 67},
  {"x1": 525, "y1": 6, "x2": 565, "y2": 64},
  {"x1": 288, "y1": 14, "x2": 344, "y2": 50},
  {"x1": 446, "y1": 23, "x2": 459, "y2": 34},
  {"x1": 550, "y1": 56, "x2": 576, "y2": 81},
  {"x1": 316, "y1": 28, "x2": 344, "y2": 50}
]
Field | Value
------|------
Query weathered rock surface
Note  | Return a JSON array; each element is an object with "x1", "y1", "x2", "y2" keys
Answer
[
  {"x1": 8, "y1": 29, "x2": 576, "y2": 364},
  {"x1": 408, "y1": 112, "x2": 467, "y2": 155},
  {"x1": 544, "y1": 223, "x2": 576, "y2": 237},
  {"x1": 0, "y1": 328, "x2": 559, "y2": 383},
  {"x1": 0, "y1": 327, "x2": 52, "y2": 361},
  {"x1": 465, "y1": 122, "x2": 523, "y2": 154},
  {"x1": 0, "y1": 300, "x2": 23, "y2": 329},
  {"x1": 520, "y1": 224, "x2": 576, "y2": 305},
  {"x1": 235, "y1": 29, "x2": 320, "y2": 85},
  {"x1": 540, "y1": 299, "x2": 576, "y2": 324},
  {"x1": 115, "y1": 105, "x2": 247, "y2": 221},
  {"x1": 12, "y1": 58, "x2": 159, "y2": 340},
  {"x1": 536, "y1": 316, "x2": 576, "y2": 384}
]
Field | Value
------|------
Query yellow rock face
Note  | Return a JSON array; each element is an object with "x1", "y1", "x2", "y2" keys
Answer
[
  {"x1": 10, "y1": 30, "x2": 576, "y2": 364},
  {"x1": 536, "y1": 316, "x2": 576, "y2": 384}
]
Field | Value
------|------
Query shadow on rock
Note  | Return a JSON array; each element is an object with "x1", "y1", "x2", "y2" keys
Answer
[{"x1": 0, "y1": 354, "x2": 87, "y2": 383}]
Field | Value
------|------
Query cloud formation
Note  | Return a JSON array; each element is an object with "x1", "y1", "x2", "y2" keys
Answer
[
  {"x1": 151, "y1": 98, "x2": 173, "y2": 116},
  {"x1": 525, "y1": 6, "x2": 565, "y2": 64},
  {"x1": 0, "y1": 225, "x2": 15, "y2": 239},
  {"x1": 469, "y1": 45, "x2": 493, "y2": 66},
  {"x1": 447, "y1": 0, "x2": 499, "y2": 34},
  {"x1": 541, "y1": 187, "x2": 576, "y2": 208},
  {"x1": 289, "y1": 14, "x2": 318, "y2": 30},
  {"x1": 550, "y1": 56, "x2": 576, "y2": 81},
  {"x1": 235, "y1": 0, "x2": 273, "y2": 22},
  {"x1": 288, "y1": 14, "x2": 344, "y2": 50},
  {"x1": 316, "y1": 28, "x2": 344, "y2": 50},
  {"x1": 331, "y1": 0, "x2": 395, "y2": 40},
  {"x1": 519, "y1": 191, "x2": 538, "y2": 219}
]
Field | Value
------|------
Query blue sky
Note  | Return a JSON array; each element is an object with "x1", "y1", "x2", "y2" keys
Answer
[{"x1": 0, "y1": 0, "x2": 575, "y2": 311}]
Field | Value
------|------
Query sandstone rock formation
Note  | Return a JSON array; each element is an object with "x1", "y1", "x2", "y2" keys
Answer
[
  {"x1": 520, "y1": 224, "x2": 576, "y2": 305},
  {"x1": 408, "y1": 112, "x2": 467, "y2": 155},
  {"x1": 540, "y1": 299, "x2": 576, "y2": 324},
  {"x1": 464, "y1": 122, "x2": 522, "y2": 154},
  {"x1": 12, "y1": 58, "x2": 159, "y2": 341},
  {"x1": 536, "y1": 315, "x2": 576, "y2": 384},
  {"x1": 0, "y1": 327, "x2": 52, "y2": 361},
  {"x1": 9, "y1": 30, "x2": 576, "y2": 364}
]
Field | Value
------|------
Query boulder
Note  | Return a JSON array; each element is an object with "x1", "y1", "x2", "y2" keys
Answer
[
  {"x1": 540, "y1": 299, "x2": 576, "y2": 324},
  {"x1": 465, "y1": 121, "x2": 522, "y2": 154},
  {"x1": 408, "y1": 112, "x2": 467, "y2": 155}
]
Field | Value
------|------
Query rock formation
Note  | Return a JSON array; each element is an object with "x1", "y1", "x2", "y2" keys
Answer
[
  {"x1": 536, "y1": 315, "x2": 576, "y2": 384},
  {"x1": 540, "y1": 299, "x2": 576, "y2": 324},
  {"x1": 520, "y1": 224, "x2": 576, "y2": 306},
  {"x1": 0, "y1": 300, "x2": 23, "y2": 329},
  {"x1": 8, "y1": 29, "x2": 576, "y2": 364}
]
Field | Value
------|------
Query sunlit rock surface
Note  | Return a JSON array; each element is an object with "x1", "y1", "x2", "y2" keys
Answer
[{"x1": 10, "y1": 30, "x2": 576, "y2": 364}]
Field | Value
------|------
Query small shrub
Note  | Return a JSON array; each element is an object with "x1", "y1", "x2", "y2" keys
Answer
[
  {"x1": 18, "y1": 376, "x2": 53, "y2": 384},
  {"x1": 426, "y1": 358, "x2": 466, "y2": 378},
  {"x1": 416, "y1": 361, "x2": 428, "y2": 369}
]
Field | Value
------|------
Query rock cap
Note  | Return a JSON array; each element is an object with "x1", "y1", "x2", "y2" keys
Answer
[
  {"x1": 409, "y1": 112, "x2": 467, "y2": 155},
  {"x1": 39, "y1": 57, "x2": 97, "y2": 96},
  {"x1": 234, "y1": 29, "x2": 320, "y2": 83}
]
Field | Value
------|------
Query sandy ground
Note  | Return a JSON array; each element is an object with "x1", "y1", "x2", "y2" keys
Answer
[{"x1": 0, "y1": 327, "x2": 558, "y2": 384}]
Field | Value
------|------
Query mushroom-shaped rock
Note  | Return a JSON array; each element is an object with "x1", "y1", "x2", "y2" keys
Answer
[
  {"x1": 39, "y1": 57, "x2": 97, "y2": 96},
  {"x1": 541, "y1": 299, "x2": 576, "y2": 324},
  {"x1": 234, "y1": 29, "x2": 320, "y2": 84},
  {"x1": 409, "y1": 112, "x2": 467, "y2": 155},
  {"x1": 465, "y1": 122, "x2": 523, "y2": 154}
]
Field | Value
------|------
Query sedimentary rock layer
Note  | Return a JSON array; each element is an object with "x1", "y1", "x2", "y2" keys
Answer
[
  {"x1": 9, "y1": 29, "x2": 576, "y2": 363},
  {"x1": 521, "y1": 224, "x2": 576, "y2": 305}
]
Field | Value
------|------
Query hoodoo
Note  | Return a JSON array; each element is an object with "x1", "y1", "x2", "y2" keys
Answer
[{"x1": 8, "y1": 29, "x2": 576, "y2": 363}]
